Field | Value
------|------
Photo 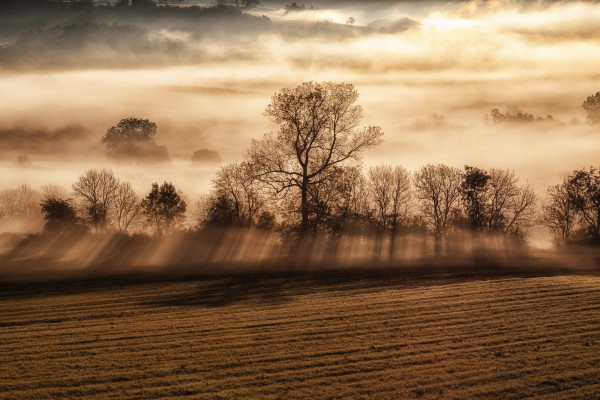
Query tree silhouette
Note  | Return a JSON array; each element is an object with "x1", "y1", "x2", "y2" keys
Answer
[
  {"x1": 101, "y1": 117, "x2": 168, "y2": 161},
  {"x1": 461, "y1": 166, "x2": 490, "y2": 230},
  {"x1": 485, "y1": 168, "x2": 536, "y2": 236},
  {"x1": 540, "y1": 182, "x2": 577, "y2": 244},
  {"x1": 113, "y1": 181, "x2": 142, "y2": 233},
  {"x1": 413, "y1": 164, "x2": 462, "y2": 238},
  {"x1": 368, "y1": 164, "x2": 411, "y2": 236},
  {"x1": 565, "y1": 167, "x2": 600, "y2": 241},
  {"x1": 211, "y1": 162, "x2": 264, "y2": 226},
  {"x1": 40, "y1": 196, "x2": 82, "y2": 233},
  {"x1": 247, "y1": 81, "x2": 383, "y2": 237},
  {"x1": 72, "y1": 169, "x2": 119, "y2": 231},
  {"x1": 582, "y1": 91, "x2": 600, "y2": 124},
  {"x1": 141, "y1": 182, "x2": 187, "y2": 234}
]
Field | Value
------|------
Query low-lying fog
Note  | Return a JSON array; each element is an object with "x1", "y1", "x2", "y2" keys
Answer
[{"x1": 1, "y1": 0, "x2": 599, "y2": 242}]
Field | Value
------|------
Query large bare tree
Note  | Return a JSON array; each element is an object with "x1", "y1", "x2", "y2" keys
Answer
[{"x1": 247, "y1": 81, "x2": 383, "y2": 236}]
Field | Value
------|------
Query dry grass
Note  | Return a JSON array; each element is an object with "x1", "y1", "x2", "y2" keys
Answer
[{"x1": 1, "y1": 268, "x2": 599, "y2": 399}]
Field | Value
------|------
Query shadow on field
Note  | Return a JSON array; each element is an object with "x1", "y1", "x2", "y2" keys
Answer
[
  {"x1": 147, "y1": 262, "x2": 592, "y2": 308},
  {"x1": 154, "y1": 275, "x2": 293, "y2": 307},
  {"x1": 0, "y1": 261, "x2": 597, "y2": 308}
]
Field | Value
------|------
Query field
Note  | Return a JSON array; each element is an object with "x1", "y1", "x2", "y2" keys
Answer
[{"x1": 1, "y1": 266, "x2": 600, "y2": 399}]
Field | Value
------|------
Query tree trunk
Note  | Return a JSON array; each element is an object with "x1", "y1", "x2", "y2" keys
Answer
[{"x1": 300, "y1": 179, "x2": 309, "y2": 237}]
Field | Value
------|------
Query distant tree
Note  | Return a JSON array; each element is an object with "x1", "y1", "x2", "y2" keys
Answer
[
  {"x1": 242, "y1": 0, "x2": 260, "y2": 8},
  {"x1": 540, "y1": 182, "x2": 577, "y2": 244},
  {"x1": 461, "y1": 166, "x2": 491, "y2": 230},
  {"x1": 285, "y1": 2, "x2": 305, "y2": 13},
  {"x1": 113, "y1": 181, "x2": 142, "y2": 233},
  {"x1": 72, "y1": 169, "x2": 120, "y2": 231},
  {"x1": 0, "y1": 184, "x2": 41, "y2": 221},
  {"x1": 131, "y1": 0, "x2": 156, "y2": 7},
  {"x1": 247, "y1": 81, "x2": 383, "y2": 237},
  {"x1": 40, "y1": 196, "x2": 82, "y2": 233},
  {"x1": 346, "y1": 17, "x2": 355, "y2": 25},
  {"x1": 582, "y1": 91, "x2": 600, "y2": 124},
  {"x1": 101, "y1": 117, "x2": 168, "y2": 161},
  {"x1": 141, "y1": 182, "x2": 187, "y2": 234},
  {"x1": 413, "y1": 164, "x2": 463, "y2": 237},
  {"x1": 486, "y1": 106, "x2": 556, "y2": 125}
]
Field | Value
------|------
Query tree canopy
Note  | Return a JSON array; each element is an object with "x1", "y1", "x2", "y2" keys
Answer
[
  {"x1": 247, "y1": 81, "x2": 383, "y2": 236},
  {"x1": 582, "y1": 91, "x2": 600, "y2": 124},
  {"x1": 101, "y1": 117, "x2": 168, "y2": 161},
  {"x1": 141, "y1": 182, "x2": 187, "y2": 235}
]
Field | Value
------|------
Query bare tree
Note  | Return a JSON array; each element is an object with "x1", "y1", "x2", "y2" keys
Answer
[
  {"x1": 41, "y1": 184, "x2": 68, "y2": 200},
  {"x1": 72, "y1": 169, "x2": 120, "y2": 231},
  {"x1": 413, "y1": 164, "x2": 462, "y2": 237},
  {"x1": 212, "y1": 162, "x2": 264, "y2": 226},
  {"x1": 113, "y1": 181, "x2": 142, "y2": 233},
  {"x1": 486, "y1": 168, "x2": 536, "y2": 236},
  {"x1": 247, "y1": 81, "x2": 383, "y2": 236},
  {"x1": 565, "y1": 167, "x2": 600, "y2": 241},
  {"x1": 0, "y1": 184, "x2": 41, "y2": 221},
  {"x1": 368, "y1": 164, "x2": 412, "y2": 235},
  {"x1": 540, "y1": 183, "x2": 577, "y2": 244}
]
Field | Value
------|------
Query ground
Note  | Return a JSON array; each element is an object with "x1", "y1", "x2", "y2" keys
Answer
[{"x1": 1, "y1": 267, "x2": 599, "y2": 399}]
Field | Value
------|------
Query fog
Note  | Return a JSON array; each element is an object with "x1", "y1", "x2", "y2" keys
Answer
[{"x1": 1, "y1": 1, "x2": 599, "y2": 245}]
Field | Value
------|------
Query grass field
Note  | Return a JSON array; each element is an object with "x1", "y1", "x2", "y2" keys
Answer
[{"x1": 1, "y1": 266, "x2": 600, "y2": 399}]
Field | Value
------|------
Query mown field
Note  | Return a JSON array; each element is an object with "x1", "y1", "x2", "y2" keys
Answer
[{"x1": 1, "y1": 266, "x2": 600, "y2": 399}]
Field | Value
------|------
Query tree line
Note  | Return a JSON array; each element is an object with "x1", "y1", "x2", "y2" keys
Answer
[{"x1": 2, "y1": 82, "x2": 600, "y2": 249}]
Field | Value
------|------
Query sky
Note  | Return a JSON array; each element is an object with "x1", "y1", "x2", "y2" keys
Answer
[{"x1": 0, "y1": 0, "x2": 599, "y2": 237}]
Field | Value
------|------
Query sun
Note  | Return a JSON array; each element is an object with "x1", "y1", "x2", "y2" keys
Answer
[{"x1": 423, "y1": 15, "x2": 477, "y2": 31}]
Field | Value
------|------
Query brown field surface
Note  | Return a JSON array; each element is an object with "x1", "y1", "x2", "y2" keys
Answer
[{"x1": 1, "y1": 267, "x2": 600, "y2": 399}]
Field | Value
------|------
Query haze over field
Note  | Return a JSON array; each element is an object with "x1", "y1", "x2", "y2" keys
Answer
[
  {"x1": 3, "y1": 5, "x2": 600, "y2": 398},
  {"x1": 1, "y1": 0, "x2": 600, "y2": 247}
]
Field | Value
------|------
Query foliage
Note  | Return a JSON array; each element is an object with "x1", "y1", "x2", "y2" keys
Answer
[
  {"x1": 461, "y1": 166, "x2": 490, "y2": 230},
  {"x1": 485, "y1": 106, "x2": 556, "y2": 124},
  {"x1": 101, "y1": 117, "x2": 168, "y2": 162},
  {"x1": 582, "y1": 91, "x2": 600, "y2": 124},
  {"x1": 565, "y1": 167, "x2": 600, "y2": 241},
  {"x1": 141, "y1": 182, "x2": 187, "y2": 234},
  {"x1": 40, "y1": 196, "x2": 83, "y2": 233},
  {"x1": 247, "y1": 81, "x2": 383, "y2": 236}
]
